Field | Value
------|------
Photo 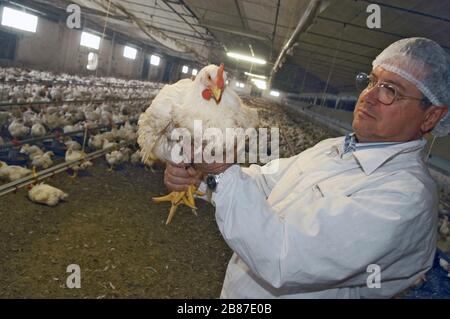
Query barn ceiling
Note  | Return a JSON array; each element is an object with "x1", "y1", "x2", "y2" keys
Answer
[{"x1": 9, "y1": 0, "x2": 450, "y2": 94}]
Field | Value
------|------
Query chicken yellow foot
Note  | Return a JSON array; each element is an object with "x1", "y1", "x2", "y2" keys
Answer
[
  {"x1": 68, "y1": 170, "x2": 78, "y2": 179},
  {"x1": 153, "y1": 185, "x2": 205, "y2": 225}
]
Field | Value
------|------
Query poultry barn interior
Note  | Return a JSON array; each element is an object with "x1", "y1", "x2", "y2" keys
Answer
[{"x1": 0, "y1": 0, "x2": 449, "y2": 300}]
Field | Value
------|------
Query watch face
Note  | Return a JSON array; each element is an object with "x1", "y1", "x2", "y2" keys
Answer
[{"x1": 206, "y1": 175, "x2": 217, "y2": 190}]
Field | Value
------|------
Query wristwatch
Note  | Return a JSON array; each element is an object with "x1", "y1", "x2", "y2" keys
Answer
[{"x1": 206, "y1": 172, "x2": 225, "y2": 191}]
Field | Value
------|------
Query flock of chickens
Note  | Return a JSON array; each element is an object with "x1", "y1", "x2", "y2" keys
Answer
[{"x1": 0, "y1": 67, "x2": 164, "y2": 206}]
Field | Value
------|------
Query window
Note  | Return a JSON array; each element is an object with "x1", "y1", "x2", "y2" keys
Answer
[
  {"x1": 150, "y1": 55, "x2": 160, "y2": 66},
  {"x1": 123, "y1": 46, "x2": 137, "y2": 60},
  {"x1": 80, "y1": 31, "x2": 101, "y2": 50},
  {"x1": 1, "y1": 7, "x2": 38, "y2": 33},
  {"x1": 192, "y1": 68, "x2": 198, "y2": 76},
  {"x1": 87, "y1": 52, "x2": 98, "y2": 71},
  {"x1": 182, "y1": 65, "x2": 189, "y2": 74},
  {"x1": 270, "y1": 90, "x2": 280, "y2": 97}
]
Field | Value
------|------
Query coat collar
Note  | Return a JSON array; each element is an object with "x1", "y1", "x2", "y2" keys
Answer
[{"x1": 334, "y1": 134, "x2": 427, "y2": 175}]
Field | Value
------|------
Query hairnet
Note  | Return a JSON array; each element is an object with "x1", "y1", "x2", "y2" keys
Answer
[{"x1": 372, "y1": 37, "x2": 449, "y2": 137}]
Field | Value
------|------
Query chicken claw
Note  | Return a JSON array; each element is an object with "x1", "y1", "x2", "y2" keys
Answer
[
  {"x1": 153, "y1": 185, "x2": 205, "y2": 225},
  {"x1": 68, "y1": 170, "x2": 78, "y2": 179}
]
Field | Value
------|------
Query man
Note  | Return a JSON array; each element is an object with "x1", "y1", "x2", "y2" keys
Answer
[{"x1": 164, "y1": 38, "x2": 449, "y2": 298}]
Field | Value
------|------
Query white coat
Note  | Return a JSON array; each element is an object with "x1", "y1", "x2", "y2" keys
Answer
[{"x1": 204, "y1": 136, "x2": 437, "y2": 298}]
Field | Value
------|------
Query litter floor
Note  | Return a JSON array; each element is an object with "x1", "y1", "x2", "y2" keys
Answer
[{"x1": 0, "y1": 163, "x2": 231, "y2": 298}]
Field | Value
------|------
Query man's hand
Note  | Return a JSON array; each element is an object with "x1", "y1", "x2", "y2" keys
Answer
[{"x1": 164, "y1": 162, "x2": 203, "y2": 192}]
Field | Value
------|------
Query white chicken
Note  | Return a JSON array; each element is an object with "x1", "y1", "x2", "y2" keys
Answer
[
  {"x1": 105, "y1": 150, "x2": 126, "y2": 171},
  {"x1": 64, "y1": 139, "x2": 82, "y2": 151},
  {"x1": 28, "y1": 183, "x2": 68, "y2": 207},
  {"x1": 65, "y1": 146, "x2": 93, "y2": 178},
  {"x1": 0, "y1": 161, "x2": 32, "y2": 182},
  {"x1": 20, "y1": 144, "x2": 44, "y2": 160},
  {"x1": 439, "y1": 258, "x2": 450, "y2": 277},
  {"x1": 8, "y1": 119, "x2": 30, "y2": 139},
  {"x1": 138, "y1": 63, "x2": 258, "y2": 224},
  {"x1": 31, "y1": 151, "x2": 54, "y2": 170},
  {"x1": 31, "y1": 123, "x2": 47, "y2": 137},
  {"x1": 88, "y1": 134, "x2": 105, "y2": 150},
  {"x1": 102, "y1": 140, "x2": 118, "y2": 151}
]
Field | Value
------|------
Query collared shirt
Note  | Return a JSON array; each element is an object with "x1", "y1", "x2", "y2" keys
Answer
[
  {"x1": 341, "y1": 133, "x2": 401, "y2": 158},
  {"x1": 207, "y1": 136, "x2": 437, "y2": 298}
]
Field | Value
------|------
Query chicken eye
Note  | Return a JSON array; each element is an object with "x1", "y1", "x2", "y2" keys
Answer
[{"x1": 207, "y1": 74, "x2": 211, "y2": 80}]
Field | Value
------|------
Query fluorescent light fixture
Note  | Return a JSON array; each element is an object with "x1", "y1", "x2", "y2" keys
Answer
[
  {"x1": 80, "y1": 31, "x2": 101, "y2": 50},
  {"x1": 240, "y1": 83, "x2": 245, "y2": 88},
  {"x1": 123, "y1": 46, "x2": 137, "y2": 60},
  {"x1": 235, "y1": 82, "x2": 241, "y2": 87},
  {"x1": 244, "y1": 72, "x2": 267, "y2": 79},
  {"x1": 251, "y1": 79, "x2": 267, "y2": 90},
  {"x1": 192, "y1": 68, "x2": 198, "y2": 76},
  {"x1": 227, "y1": 52, "x2": 266, "y2": 65},
  {"x1": 182, "y1": 65, "x2": 189, "y2": 74},
  {"x1": 1, "y1": 7, "x2": 38, "y2": 33},
  {"x1": 270, "y1": 90, "x2": 280, "y2": 97},
  {"x1": 150, "y1": 55, "x2": 160, "y2": 66}
]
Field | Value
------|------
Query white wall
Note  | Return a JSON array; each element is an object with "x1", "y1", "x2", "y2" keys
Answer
[{"x1": 0, "y1": 12, "x2": 194, "y2": 82}]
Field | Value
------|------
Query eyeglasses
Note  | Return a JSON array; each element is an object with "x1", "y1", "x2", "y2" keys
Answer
[{"x1": 355, "y1": 72, "x2": 431, "y2": 106}]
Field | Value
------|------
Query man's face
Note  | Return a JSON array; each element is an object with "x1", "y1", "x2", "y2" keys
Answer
[{"x1": 352, "y1": 66, "x2": 427, "y2": 143}]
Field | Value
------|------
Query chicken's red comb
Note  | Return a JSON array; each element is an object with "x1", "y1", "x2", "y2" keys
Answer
[{"x1": 216, "y1": 63, "x2": 225, "y2": 89}]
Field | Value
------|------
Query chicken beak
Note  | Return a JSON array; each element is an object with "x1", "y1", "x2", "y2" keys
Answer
[{"x1": 211, "y1": 86, "x2": 222, "y2": 103}]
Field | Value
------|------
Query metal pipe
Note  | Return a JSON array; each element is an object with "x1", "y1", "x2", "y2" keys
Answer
[
  {"x1": 0, "y1": 120, "x2": 138, "y2": 151},
  {"x1": 0, "y1": 97, "x2": 149, "y2": 110},
  {"x1": 269, "y1": 0, "x2": 323, "y2": 87},
  {"x1": 270, "y1": 0, "x2": 281, "y2": 61},
  {"x1": 0, "y1": 79, "x2": 153, "y2": 89},
  {"x1": 160, "y1": 0, "x2": 208, "y2": 41},
  {"x1": 0, "y1": 142, "x2": 131, "y2": 197}
]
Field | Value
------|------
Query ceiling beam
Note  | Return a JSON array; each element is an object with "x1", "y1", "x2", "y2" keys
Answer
[
  {"x1": 358, "y1": 0, "x2": 450, "y2": 23},
  {"x1": 234, "y1": 0, "x2": 249, "y2": 30},
  {"x1": 306, "y1": 31, "x2": 384, "y2": 50},
  {"x1": 316, "y1": 16, "x2": 450, "y2": 51},
  {"x1": 186, "y1": 4, "x2": 292, "y2": 30},
  {"x1": 298, "y1": 39, "x2": 375, "y2": 60},
  {"x1": 179, "y1": 0, "x2": 218, "y2": 42},
  {"x1": 159, "y1": 0, "x2": 208, "y2": 41},
  {"x1": 292, "y1": 49, "x2": 370, "y2": 68},
  {"x1": 199, "y1": 20, "x2": 271, "y2": 42}
]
